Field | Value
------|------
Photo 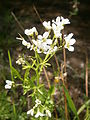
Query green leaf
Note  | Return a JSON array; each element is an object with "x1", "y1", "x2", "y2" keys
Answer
[
  {"x1": 24, "y1": 69, "x2": 30, "y2": 80},
  {"x1": 8, "y1": 50, "x2": 13, "y2": 81},
  {"x1": 77, "y1": 99, "x2": 90, "y2": 115},
  {"x1": 62, "y1": 85, "x2": 79, "y2": 119},
  {"x1": 48, "y1": 86, "x2": 55, "y2": 96},
  {"x1": 11, "y1": 67, "x2": 23, "y2": 81}
]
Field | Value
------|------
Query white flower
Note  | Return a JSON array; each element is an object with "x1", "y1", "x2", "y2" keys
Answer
[
  {"x1": 46, "y1": 110, "x2": 51, "y2": 117},
  {"x1": 60, "y1": 16, "x2": 70, "y2": 25},
  {"x1": 22, "y1": 40, "x2": 31, "y2": 49},
  {"x1": 52, "y1": 46, "x2": 58, "y2": 52},
  {"x1": 52, "y1": 16, "x2": 70, "y2": 26},
  {"x1": 16, "y1": 37, "x2": 31, "y2": 49},
  {"x1": 38, "y1": 32, "x2": 49, "y2": 40},
  {"x1": 22, "y1": 39, "x2": 28, "y2": 46},
  {"x1": 26, "y1": 42, "x2": 31, "y2": 49},
  {"x1": 35, "y1": 99, "x2": 41, "y2": 105},
  {"x1": 43, "y1": 21, "x2": 51, "y2": 30},
  {"x1": 32, "y1": 37, "x2": 57, "y2": 54},
  {"x1": 27, "y1": 109, "x2": 34, "y2": 116},
  {"x1": 24, "y1": 27, "x2": 38, "y2": 36},
  {"x1": 52, "y1": 23, "x2": 62, "y2": 38},
  {"x1": 16, "y1": 57, "x2": 25, "y2": 65},
  {"x1": 52, "y1": 16, "x2": 61, "y2": 26},
  {"x1": 64, "y1": 33, "x2": 76, "y2": 52},
  {"x1": 5, "y1": 80, "x2": 14, "y2": 89},
  {"x1": 35, "y1": 110, "x2": 45, "y2": 118},
  {"x1": 52, "y1": 16, "x2": 70, "y2": 38},
  {"x1": 32, "y1": 32, "x2": 53, "y2": 54}
]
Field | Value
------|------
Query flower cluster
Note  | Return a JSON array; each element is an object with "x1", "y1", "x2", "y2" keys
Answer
[
  {"x1": 5, "y1": 80, "x2": 14, "y2": 89},
  {"x1": 16, "y1": 16, "x2": 76, "y2": 54},
  {"x1": 16, "y1": 57, "x2": 25, "y2": 65},
  {"x1": 43, "y1": 16, "x2": 70, "y2": 38},
  {"x1": 27, "y1": 99, "x2": 51, "y2": 118}
]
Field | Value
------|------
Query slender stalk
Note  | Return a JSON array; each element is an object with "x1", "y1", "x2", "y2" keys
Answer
[
  {"x1": 12, "y1": 98, "x2": 17, "y2": 120},
  {"x1": 11, "y1": 12, "x2": 32, "y2": 44},
  {"x1": 8, "y1": 51, "x2": 17, "y2": 119},
  {"x1": 62, "y1": 32, "x2": 68, "y2": 120},
  {"x1": 33, "y1": 5, "x2": 43, "y2": 24},
  {"x1": 8, "y1": 50, "x2": 14, "y2": 81},
  {"x1": 33, "y1": 5, "x2": 51, "y2": 88},
  {"x1": 43, "y1": 67, "x2": 50, "y2": 88},
  {"x1": 54, "y1": 54, "x2": 60, "y2": 74},
  {"x1": 85, "y1": 52, "x2": 88, "y2": 97},
  {"x1": 11, "y1": 12, "x2": 24, "y2": 31},
  {"x1": 27, "y1": 93, "x2": 30, "y2": 110}
]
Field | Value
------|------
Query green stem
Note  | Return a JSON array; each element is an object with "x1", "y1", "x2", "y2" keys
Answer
[
  {"x1": 12, "y1": 98, "x2": 17, "y2": 120},
  {"x1": 36, "y1": 65, "x2": 40, "y2": 86},
  {"x1": 8, "y1": 50, "x2": 14, "y2": 81}
]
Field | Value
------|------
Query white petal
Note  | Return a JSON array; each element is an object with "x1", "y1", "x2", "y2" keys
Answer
[
  {"x1": 5, "y1": 84, "x2": 11, "y2": 89},
  {"x1": 35, "y1": 111, "x2": 45, "y2": 118},
  {"x1": 64, "y1": 44, "x2": 68, "y2": 49},
  {"x1": 6, "y1": 80, "x2": 13, "y2": 85},
  {"x1": 56, "y1": 16, "x2": 60, "y2": 24},
  {"x1": 35, "y1": 99, "x2": 41, "y2": 105},
  {"x1": 35, "y1": 112, "x2": 40, "y2": 118},
  {"x1": 32, "y1": 40, "x2": 37, "y2": 45},
  {"x1": 69, "y1": 39, "x2": 76, "y2": 45},
  {"x1": 68, "y1": 46, "x2": 74, "y2": 52},
  {"x1": 27, "y1": 43, "x2": 31, "y2": 49},
  {"x1": 46, "y1": 110, "x2": 51, "y2": 117},
  {"x1": 6, "y1": 80, "x2": 11, "y2": 84},
  {"x1": 64, "y1": 19, "x2": 70, "y2": 24},
  {"x1": 67, "y1": 33, "x2": 73, "y2": 39},
  {"x1": 43, "y1": 21, "x2": 47, "y2": 26},
  {"x1": 32, "y1": 27, "x2": 36, "y2": 32},
  {"x1": 39, "y1": 113, "x2": 45, "y2": 117},
  {"x1": 38, "y1": 35, "x2": 43, "y2": 40},
  {"x1": 43, "y1": 32, "x2": 49, "y2": 39},
  {"x1": 16, "y1": 60, "x2": 21, "y2": 65},
  {"x1": 27, "y1": 109, "x2": 34, "y2": 116},
  {"x1": 52, "y1": 23, "x2": 56, "y2": 30},
  {"x1": 43, "y1": 51, "x2": 47, "y2": 54},
  {"x1": 22, "y1": 40, "x2": 27, "y2": 46},
  {"x1": 24, "y1": 29, "x2": 31, "y2": 35},
  {"x1": 61, "y1": 16, "x2": 70, "y2": 25},
  {"x1": 53, "y1": 46, "x2": 58, "y2": 52},
  {"x1": 54, "y1": 31, "x2": 62, "y2": 38},
  {"x1": 46, "y1": 39, "x2": 52, "y2": 44},
  {"x1": 32, "y1": 27, "x2": 38, "y2": 35},
  {"x1": 43, "y1": 21, "x2": 51, "y2": 30},
  {"x1": 64, "y1": 33, "x2": 74, "y2": 43}
]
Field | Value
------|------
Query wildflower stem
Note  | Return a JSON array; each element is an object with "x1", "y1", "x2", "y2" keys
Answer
[
  {"x1": 11, "y1": 12, "x2": 24, "y2": 31},
  {"x1": 33, "y1": 5, "x2": 51, "y2": 88},
  {"x1": 62, "y1": 32, "x2": 68, "y2": 120},
  {"x1": 43, "y1": 67, "x2": 50, "y2": 88},
  {"x1": 8, "y1": 51, "x2": 13, "y2": 81},
  {"x1": 12, "y1": 97, "x2": 17, "y2": 120},
  {"x1": 85, "y1": 52, "x2": 88, "y2": 97},
  {"x1": 33, "y1": 5, "x2": 43, "y2": 24},
  {"x1": 11, "y1": 12, "x2": 33, "y2": 44},
  {"x1": 33, "y1": 6, "x2": 60, "y2": 119},
  {"x1": 54, "y1": 54, "x2": 60, "y2": 73}
]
